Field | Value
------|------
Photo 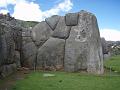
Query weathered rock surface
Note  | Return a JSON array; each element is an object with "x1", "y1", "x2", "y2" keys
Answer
[
  {"x1": 13, "y1": 27, "x2": 22, "y2": 51},
  {"x1": 31, "y1": 21, "x2": 53, "y2": 47},
  {"x1": 52, "y1": 17, "x2": 71, "y2": 39},
  {"x1": 0, "y1": 15, "x2": 21, "y2": 78},
  {"x1": 37, "y1": 37, "x2": 65, "y2": 70},
  {"x1": 14, "y1": 51, "x2": 21, "y2": 68},
  {"x1": 0, "y1": 63, "x2": 17, "y2": 77},
  {"x1": 65, "y1": 13, "x2": 79, "y2": 26},
  {"x1": 0, "y1": 25, "x2": 15, "y2": 64},
  {"x1": 22, "y1": 28, "x2": 32, "y2": 45},
  {"x1": 64, "y1": 26, "x2": 88, "y2": 72},
  {"x1": 86, "y1": 14, "x2": 103, "y2": 74},
  {"x1": 45, "y1": 15, "x2": 60, "y2": 30},
  {"x1": 65, "y1": 11, "x2": 103, "y2": 74},
  {"x1": 0, "y1": 10, "x2": 104, "y2": 77},
  {"x1": 22, "y1": 42, "x2": 37, "y2": 68},
  {"x1": 101, "y1": 37, "x2": 109, "y2": 54}
]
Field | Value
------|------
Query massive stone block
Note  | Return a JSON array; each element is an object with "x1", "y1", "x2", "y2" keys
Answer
[
  {"x1": 0, "y1": 22, "x2": 20, "y2": 78},
  {"x1": 22, "y1": 42, "x2": 37, "y2": 68},
  {"x1": 22, "y1": 28, "x2": 33, "y2": 45},
  {"x1": 0, "y1": 10, "x2": 104, "y2": 75},
  {"x1": 45, "y1": 15, "x2": 60, "y2": 30},
  {"x1": 65, "y1": 13, "x2": 79, "y2": 26},
  {"x1": 31, "y1": 21, "x2": 53, "y2": 47},
  {"x1": 64, "y1": 11, "x2": 103, "y2": 74},
  {"x1": 14, "y1": 51, "x2": 21, "y2": 68},
  {"x1": 0, "y1": 35, "x2": 7, "y2": 65},
  {"x1": 101, "y1": 37, "x2": 109, "y2": 54},
  {"x1": 0, "y1": 25, "x2": 15, "y2": 64},
  {"x1": 37, "y1": 37, "x2": 65, "y2": 70},
  {"x1": 13, "y1": 27, "x2": 22, "y2": 51},
  {"x1": 0, "y1": 63, "x2": 17, "y2": 77},
  {"x1": 52, "y1": 17, "x2": 71, "y2": 39}
]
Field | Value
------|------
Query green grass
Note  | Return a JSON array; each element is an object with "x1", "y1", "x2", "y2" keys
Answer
[
  {"x1": 11, "y1": 55, "x2": 120, "y2": 90},
  {"x1": 104, "y1": 55, "x2": 120, "y2": 72},
  {"x1": 11, "y1": 71, "x2": 120, "y2": 90}
]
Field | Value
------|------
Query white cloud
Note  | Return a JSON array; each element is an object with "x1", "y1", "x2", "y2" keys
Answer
[
  {"x1": 42, "y1": 0, "x2": 73, "y2": 18},
  {"x1": 12, "y1": 1, "x2": 43, "y2": 21},
  {"x1": 0, "y1": 0, "x2": 16, "y2": 8},
  {"x1": 100, "y1": 29, "x2": 120, "y2": 41},
  {"x1": 12, "y1": 0, "x2": 73, "y2": 21},
  {"x1": 0, "y1": 9, "x2": 9, "y2": 14}
]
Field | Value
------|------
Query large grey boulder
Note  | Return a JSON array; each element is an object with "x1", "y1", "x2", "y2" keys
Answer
[
  {"x1": 45, "y1": 15, "x2": 60, "y2": 30},
  {"x1": 87, "y1": 14, "x2": 103, "y2": 74},
  {"x1": 0, "y1": 63, "x2": 17, "y2": 77},
  {"x1": 0, "y1": 35, "x2": 7, "y2": 65},
  {"x1": 22, "y1": 28, "x2": 33, "y2": 45},
  {"x1": 52, "y1": 17, "x2": 71, "y2": 39},
  {"x1": 0, "y1": 15, "x2": 22, "y2": 78},
  {"x1": 0, "y1": 35, "x2": 3, "y2": 66},
  {"x1": 65, "y1": 13, "x2": 79, "y2": 26},
  {"x1": 64, "y1": 11, "x2": 103, "y2": 74},
  {"x1": 22, "y1": 42, "x2": 37, "y2": 68},
  {"x1": 21, "y1": 27, "x2": 37, "y2": 68},
  {"x1": 31, "y1": 21, "x2": 53, "y2": 47},
  {"x1": 37, "y1": 37, "x2": 65, "y2": 70},
  {"x1": 64, "y1": 25, "x2": 88, "y2": 72},
  {"x1": 101, "y1": 37, "x2": 108, "y2": 54},
  {"x1": 4, "y1": 32, "x2": 15, "y2": 64},
  {"x1": 13, "y1": 27, "x2": 22, "y2": 51},
  {"x1": 14, "y1": 51, "x2": 21, "y2": 68},
  {"x1": 22, "y1": 42, "x2": 37, "y2": 58},
  {"x1": 0, "y1": 25, "x2": 15, "y2": 64}
]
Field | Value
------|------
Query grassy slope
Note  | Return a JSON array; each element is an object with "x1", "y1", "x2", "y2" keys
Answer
[
  {"x1": 16, "y1": 20, "x2": 39, "y2": 28},
  {"x1": 11, "y1": 71, "x2": 120, "y2": 90},
  {"x1": 104, "y1": 55, "x2": 120, "y2": 72}
]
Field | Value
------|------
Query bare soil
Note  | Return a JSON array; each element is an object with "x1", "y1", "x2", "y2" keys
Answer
[{"x1": 0, "y1": 69, "x2": 31, "y2": 90}]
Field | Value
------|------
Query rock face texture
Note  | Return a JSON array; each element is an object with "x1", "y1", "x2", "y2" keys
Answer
[
  {"x1": 31, "y1": 10, "x2": 104, "y2": 74},
  {"x1": 37, "y1": 37, "x2": 65, "y2": 70},
  {"x1": 21, "y1": 28, "x2": 37, "y2": 69},
  {"x1": 64, "y1": 11, "x2": 103, "y2": 74},
  {"x1": 52, "y1": 16, "x2": 71, "y2": 39},
  {"x1": 45, "y1": 15, "x2": 60, "y2": 30},
  {"x1": 31, "y1": 21, "x2": 53, "y2": 47},
  {"x1": 0, "y1": 14, "x2": 22, "y2": 78},
  {"x1": 0, "y1": 10, "x2": 104, "y2": 78},
  {"x1": 65, "y1": 13, "x2": 79, "y2": 26}
]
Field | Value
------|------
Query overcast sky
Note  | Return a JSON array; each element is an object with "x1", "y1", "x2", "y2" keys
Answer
[{"x1": 0, "y1": 0, "x2": 120, "y2": 41}]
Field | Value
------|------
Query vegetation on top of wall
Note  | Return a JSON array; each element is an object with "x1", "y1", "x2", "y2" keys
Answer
[{"x1": 16, "y1": 20, "x2": 39, "y2": 28}]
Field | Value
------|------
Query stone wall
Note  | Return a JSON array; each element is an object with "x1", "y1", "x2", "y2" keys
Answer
[
  {"x1": 0, "y1": 19, "x2": 22, "y2": 78},
  {"x1": 0, "y1": 10, "x2": 104, "y2": 78},
  {"x1": 30, "y1": 10, "x2": 104, "y2": 74}
]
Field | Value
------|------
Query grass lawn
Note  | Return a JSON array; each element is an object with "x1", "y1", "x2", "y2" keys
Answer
[
  {"x1": 11, "y1": 71, "x2": 120, "y2": 90},
  {"x1": 104, "y1": 55, "x2": 120, "y2": 72},
  {"x1": 11, "y1": 55, "x2": 120, "y2": 90}
]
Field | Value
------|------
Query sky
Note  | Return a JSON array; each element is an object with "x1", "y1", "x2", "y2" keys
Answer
[{"x1": 0, "y1": 0, "x2": 120, "y2": 41}]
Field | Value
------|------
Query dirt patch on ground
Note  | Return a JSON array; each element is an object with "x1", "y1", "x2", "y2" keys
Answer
[{"x1": 0, "y1": 69, "x2": 31, "y2": 90}]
